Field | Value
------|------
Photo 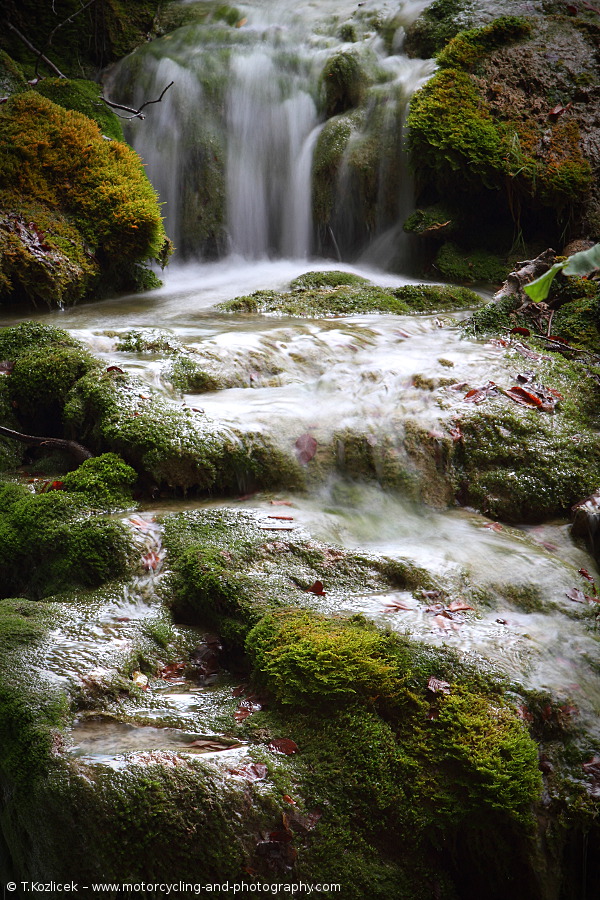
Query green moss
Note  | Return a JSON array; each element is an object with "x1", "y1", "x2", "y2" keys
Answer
[
  {"x1": 167, "y1": 356, "x2": 224, "y2": 393},
  {"x1": 246, "y1": 609, "x2": 400, "y2": 705},
  {"x1": 320, "y1": 51, "x2": 366, "y2": 118},
  {"x1": 0, "y1": 51, "x2": 26, "y2": 96},
  {"x1": 34, "y1": 79, "x2": 125, "y2": 141},
  {"x1": 0, "y1": 482, "x2": 134, "y2": 599},
  {"x1": 290, "y1": 270, "x2": 369, "y2": 290},
  {"x1": 312, "y1": 112, "x2": 358, "y2": 226},
  {"x1": 9, "y1": 344, "x2": 98, "y2": 432},
  {"x1": 435, "y1": 242, "x2": 509, "y2": 284},
  {"x1": 492, "y1": 583, "x2": 545, "y2": 613},
  {"x1": 404, "y1": 0, "x2": 469, "y2": 58},
  {"x1": 436, "y1": 17, "x2": 533, "y2": 70},
  {"x1": 391, "y1": 283, "x2": 483, "y2": 310},
  {"x1": 60, "y1": 453, "x2": 137, "y2": 508},
  {"x1": 0, "y1": 92, "x2": 168, "y2": 306}
]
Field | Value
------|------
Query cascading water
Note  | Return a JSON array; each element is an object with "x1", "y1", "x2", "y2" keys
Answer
[{"x1": 107, "y1": 0, "x2": 435, "y2": 264}]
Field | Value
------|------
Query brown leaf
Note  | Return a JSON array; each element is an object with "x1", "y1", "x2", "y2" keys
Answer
[
  {"x1": 464, "y1": 381, "x2": 497, "y2": 403},
  {"x1": 448, "y1": 425, "x2": 463, "y2": 443},
  {"x1": 510, "y1": 326, "x2": 531, "y2": 336},
  {"x1": 421, "y1": 590, "x2": 445, "y2": 602},
  {"x1": 306, "y1": 580, "x2": 326, "y2": 596},
  {"x1": 186, "y1": 739, "x2": 240, "y2": 752},
  {"x1": 295, "y1": 433, "x2": 317, "y2": 464},
  {"x1": 427, "y1": 676, "x2": 451, "y2": 694},
  {"x1": 232, "y1": 684, "x2": 248, "y2": 698},
  {"x1": 270, "y1": 500, "x2": 294, "y2": 507},
  {"x1": 383, "y1": 599, "x2": 412, "y2": 612},
  {"x1": 142, "y1": 550, "x2": 161, "y2": 571},
  {"x1": 160, "y1": 662, "x2": 186, "y2": 681},
  {"x1": 282, "y1": 795, "x2": 296, "y2": 804},
  {"x1": 583, "y1": 756, "x2": 600, "y2": 778},
  {"x1": 268, "y1": 515, "x2": 294, "y2": 521},
  {"x1": 447, "y1": 600, "x2": 474, "y2": 612},
  {"x1": 579, "y1": 568, "x2": 596, "y2": 585},
  {"x1": 106, "y1": 365, "x2": 124, "y2": 374},
  {"x1": 228, "y1": 763, "x2": 268, "y2": 781},
  {"x1": 269, "y1": 738, "x2": 299, "y2": 755},
  {"x1": 483, "y1": 522, "x2": 503, "y2": 532},
  {"x1": 234, "y1": 707, "x2": 252, "y2": 722},
  {"x1": 566, "y1": 587, "x2": 587, "y2": 603}
]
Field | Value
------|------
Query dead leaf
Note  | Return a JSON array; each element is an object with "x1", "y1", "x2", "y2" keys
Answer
[
  {"x1": 142, "y1": 550, "x2": 161, "y2": 571},
  {"x1": 282, "y1": 795, "x2": 296, "y2": 804},
  {"x1": 270, "y1": 500, "x2": 294, "y2": 507},
  {"x1": 383, "y1": 599, "x2": 412, "y2": 612},
  {"x1": 160, "y1": 662, "x2": 186, "y2": 681},
  {"x1": 510, "y1": 327, "x2": 531, "y2": 336},
  {"x1": 579, "y1": 568, "x2": 597, "y2": 586},
  {"x1": 447, "y1": 600, "x2": 474, "y2": 612},
  {"x1": 268, "y1": 515, "x2": 294, "y2": 521},
  {"x1": 228, "y1": 763, "x2": 268, "y2": 781},
  {"x1": 566, "y1": 587, "x2": 588, "y2": 603},
  {"x1": 483, "y1": 522, "x2": 503, "y2": 532},
  {"x1": 306, "y1": 580, "x2": 326, "y2": 595},
  {"x1": 463, "y1": 381, "x2": 497, "y2": 403},
  {"x1": 235, "y1": 707, "x2": 252, "y2": 722},
  {"x1": 268, "y1": 738, "x2": 299, "y2": 755},
  {"x1": 427, "y1": 676, "x2": 451, "y2": 694},
  {"x1": 106, "y1": 365, "x2": 124, "y2": 374},
  {"x1": 505, "y1": 386, "x2": 543, "y2": 408},
  {"x1": 187, "y1": 739, "x2": 241, "y2": 752},
  {"x1": 295, "y1": 433, "x2": 317, "y2": 464}
]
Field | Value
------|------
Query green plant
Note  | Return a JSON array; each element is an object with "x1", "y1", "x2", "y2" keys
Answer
[{"x1": 524, "y1": 243, "x2": 600, "y2": 302}]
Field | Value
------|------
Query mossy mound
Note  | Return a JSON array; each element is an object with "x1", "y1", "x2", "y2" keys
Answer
[
  {"x1": 60, "y1": 453, "x2": 137, "y2": 509},
  {"x1": 320, "y1": 51, "x2": 367, "y2": 117},
  {"x1": 220, "y1": 277, "x2": 483, "y2": 316},
  {"x1": 0, "y1": 482, "x2": 134, "y2": 599},
  {"x1": 0, "y1": 92, "x2": 168, "y2": 306},
  {"x1": 434, "y1": 242, "x2": 510, "y2": 284},
  {"x1": 0, "y1": 50, "x2": 26, "y2": 96}
]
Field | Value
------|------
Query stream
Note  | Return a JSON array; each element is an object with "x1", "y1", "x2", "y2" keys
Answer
[{"x1": 4, "y1": 0, "x2": 600, "y2": 784}]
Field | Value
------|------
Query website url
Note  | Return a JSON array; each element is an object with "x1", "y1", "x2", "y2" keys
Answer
[{"x1": 11, "y1": 883, "x2": 341, "y2": 896}]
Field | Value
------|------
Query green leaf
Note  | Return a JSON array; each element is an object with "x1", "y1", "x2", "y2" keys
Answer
[
  {"x1": 563, "y1": 243, "x2": 600, "y2": 276},
  {"x1": 523, "y1": 262, "x2": 566, "y2": 303}
]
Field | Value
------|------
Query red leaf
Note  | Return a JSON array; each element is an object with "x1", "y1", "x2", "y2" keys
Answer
[
  {"x1": 269, "y1": 829, "x2": 294, "y2": 843},
  {"x1": 295, "y1": 433, "x2": 317, "y2": 464},
  {"x1": 566, "y1": 587, "x2": 587, "y2": 603},
  {"x1": 464, "y1": 381, "x2": 497, "y2": 403},
  {"x1": 268, "y1": 738, "x2": 299, "y2": 755},
  {"x1": 383, "y1": 599, "x2": 412, "y2": 611},
  {"x1": 282, "y1": 795, "x2": 296, "y2": 804},
  {"x1": 270, "y1": 499, "x2": 294, "y2": 507},
  {"x1": 549, "y1": 102, "x2": 572, "y2": 118},
  {"x1": 232, "y1": 684, "x2": 248, "y2": 698},
  {"x1": 483, "y1": 522, "x2": 503, "y2": 532},
  {"x1": 579, "y1": 568, "x2": 596, "y2": 584},
  {"x1": 142, "y1": 550, "x2": 161, "y2": 571},
  {"x1": 306, "y1": 580, "x2": 326, "y2": 595},
  {"x1": 268, "y1": 515, "x2": 294, "y2": 521},
  {"x1": 160, "y1": 662, "x2": 186, "y2": 681},
  {"x1": 234, "y1": 707, "x2": 252, "y2": 722},
  {"x1": 510, "y1": 327, "x2": 531, "y2": 336},
  {"x1": 106, "y1": 365, "x2": 124, "y2": 374},
  {"x1": 448, "y1": 425, "x2": 462, "y2": 443},
  {"x1": 505, "y1": 386, "x2": 543, "y2": 408},
  {"x1": 548, "y1": 335, "x2": 570, "y2": 345}
]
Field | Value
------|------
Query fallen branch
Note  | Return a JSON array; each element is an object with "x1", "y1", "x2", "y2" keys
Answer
[
  {"x1": 0, "y1": 425, "x2": 93, "y2": 464},
  {"x1": 6, "y1": 21, "x2": 66, "y2": 78},
  {"x1": 100, "y1": 81, "x2": 174, "y2": 120},
  {"x1": 494, "y1": 249, "x2": 556, "y2": 303}
]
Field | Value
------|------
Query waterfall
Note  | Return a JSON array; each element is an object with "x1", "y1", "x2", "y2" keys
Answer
[{"x1": 108, "y1": 0, "x2": 436, "y2": 267}]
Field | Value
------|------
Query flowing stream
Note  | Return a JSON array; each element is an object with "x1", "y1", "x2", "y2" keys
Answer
[{"x1": 4, "y1": 0, "x2": 600, "y2": 765}]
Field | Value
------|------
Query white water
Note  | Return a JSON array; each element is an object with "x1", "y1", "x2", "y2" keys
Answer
[{"x1": 108, "y1": 0, "x2": 435, "y2": 263}]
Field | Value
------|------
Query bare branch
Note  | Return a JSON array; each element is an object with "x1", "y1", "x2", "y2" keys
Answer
[
  {"x1": 6, "y1": 21, "x2": 66, "y2": 78},
  {"x1": 100, "y1": 81, "x2": 174, "y2": 120},
  {"x1": 35, "y1": 0, "x2": 98, "y2": 78}
]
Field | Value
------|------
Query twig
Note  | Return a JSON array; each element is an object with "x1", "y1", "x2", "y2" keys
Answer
[
  {"x1": 35, "y1": 0, "x2": 98, "y2": 78},
  {"x1": 7, "y1": 21, "x2": 66, "y2": 78},
  {"x1": 0, "y1": 425, "x2": 93, "y2": 464},
  {"x1": 99, "y1": 81, "x2": 174, "y2": 120}
]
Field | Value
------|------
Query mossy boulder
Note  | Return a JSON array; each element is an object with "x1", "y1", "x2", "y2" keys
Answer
[
  {"x1": 434, "y1": 242, "x2": 509, "y2": 284},
  {"x1": 320, "y1": 51, "x2": 367, "y2": 117},
  {"x1": 0, "y1": 92, "x2": 168, "y2": 306},
  {"x1": 34, "y1": 78, "x2": 125, "y2": 141},
  {"x1": 0, "y1": 482, "x2": 134, "y2": 599},
  {"x1": 220, "y1": 275, "x2": 483, "y2": 316}
]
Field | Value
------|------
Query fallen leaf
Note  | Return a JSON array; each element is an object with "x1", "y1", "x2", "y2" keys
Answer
[
  {"x1": 427, "y1": 676, "x2": 451, "y2": 694},
  {"x1": 483, "y1": 522, "x2": 503, "y2": 532},
  {"x1": 268, "y1": 515, "x2": 294, "y2": 521},
  {"x1": 187, "y1": 739, "x2": 240, "y2": 752},
  {"x1": 232, "y1": 684, "x2": 248, "y2": 698},
  {"x1": 235, "y1": 707, "x2": 252, "y2": 722},
  {"x1": 282, "y1": 795, "x2": 296, "y2": 804},
  {"x1": 448, "y1": 425, "x2": 463, "y2": 442},
  {"x1": 510, "y1": 326, "x2": 531, "y2": 336},
  {"x1": 516, "y1": 704, "x2": 534, "y2": 723},
  {"x1": 421, "y1": 590, "x2": 445, "y2": 602},
  {"x1": 433, "y1": 615, "x2": 451, "y2": 630},
  {"x1": 160, "y1": 662, "x2": 186, "y2": 680},
  {"x1": 549, "y1": 102, "x2": 572, "y2": 118},
  {"x1": 268, "y1": 738, "x2": 299, "y2": 755},
  {"x1": 464, "y1": 381, "x2": 497, "y2": 403},
  {"x1": 579, "y1": 568, "x2": 597, "y2": 585},
  {"x1": 383, "y1": 599, "x2": 412, "y2": 611},
  {"x1": 566, "y1": 587, "x2": 588, "y2": 603},
  {"x1": 583, "y1": 757, "x2": 600, "y2": 778},
  {"x1": 142, "y1": 550, "x2": 161, "y2": 571},
  {"x1": 270, "y1": 500, "x2": 294, "y2": 507},
  {"x1": 306, "y1": 580, "x2": 326, "y2": 595},
  {"x1": 106, "y1": 365, "x2": 124, "y2": 374},
  {"x1": 505, "y1": 386, "x2": 543, "y2": 408},
  {"x1": 132, "y1": 671, "x2": 148, "y2": 689},
  {"x1": 447, "y1": 600, "x2": 474, "y2": 612},
  {"x1": 228, "y1": 763, "x2": 268, "y2": 781},
  {"x1": 295, "y1": 433, "x2": 317, "y2": 464}
]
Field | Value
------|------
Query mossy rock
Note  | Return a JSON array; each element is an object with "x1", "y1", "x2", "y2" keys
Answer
[
  {"x1": 0, "y1": 92, "x2": 168, "y2": 306},
  {"x1": 312, "y1": 111, "x2": 360, "y2": 226},
  {"x1": 403, "y1": 205, "x2": 456, "y2": 236},
  {"x1": 290, "y1": 270, "x2": 369, "y2": 290},
  {"x1": 0, "y1": 482, "x2": 135, "y2": 599},
  {"x1": 404, "y1": 0, "x2": 471, "y2": 58},
  {"x1": 0, "y1": 51, "x2": 27, "y2": 96},
  {"x1": 434, "y1": 242, "x2": 509, "y2": 284},
  {"x1": 320, "y1": 51, "x2": 367, "y2": 117}
]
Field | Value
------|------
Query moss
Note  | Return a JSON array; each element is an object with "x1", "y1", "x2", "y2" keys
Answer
[
  {"x1": 290, "y1": 270, "x2": 369, "y2": 290},
  {"x1": 34, "y1": 78, "x2": 125, "y2": 141},
  {"x1": 0, "y1": 92, "x2": 168, "y2": 306},
  {"x1": 0, "y1": 482, "x2": 134, "y2": 599},
  {"x1": 60, "y1": 453, "x2": 137, "y2": 508},
  {"x1": 492, "y1": 583, "x2": 546, "y2": 613},
  {"x1": 246, "y1": 609, "x2": 400, "y2": 705},
  {"x1": 320, "y1": 51, "x2": 366, "y2": 118},
  {"x1": 0, "y1": 51, "x2": 27, "y2": 96},
  {"x1": 0, "y1": 321, "x2": 79, "y2": 361},
  {"x1": 551, "y1": 292, "x2": 600, "y2": 351},
  {"x1": 404, "y1": 0, "x2": 469, "y2": 58},
  {"x1": 8, "y1": 344, "x2": 98, "y2": 432},
  {"x1": 391, "y1": 283, "x2": 483, "y2": 311},
  {"x1": 436, "y1": 17, "x2": 533, "y2": 71},
  {"x1": 167, "y1": 356, "x2": 224, "y2": 393},
  {"x1": 435, "y1": 242, "x2": 509, "y2": 284},
  {"x1": 311, "y1": 112, "x2": 358, "y2": 226},
  {"x1": 463, "y1": 294, "x2": 524, "y2": 336}
]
